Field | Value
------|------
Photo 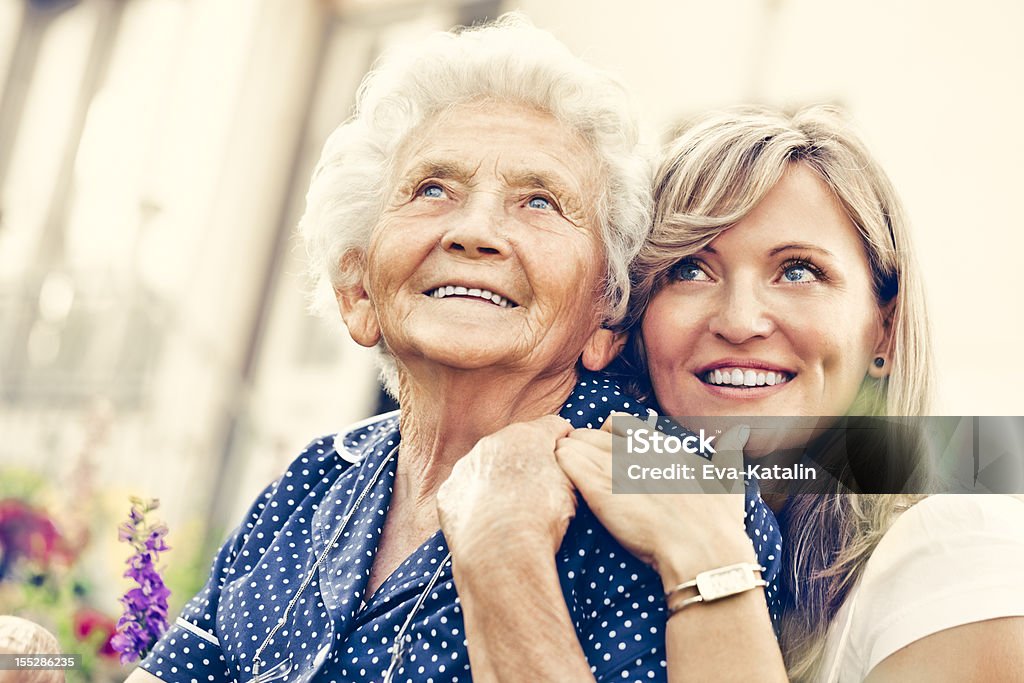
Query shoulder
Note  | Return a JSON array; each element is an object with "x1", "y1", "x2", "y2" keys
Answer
[
  {"x1": 894, "y1": 493, "x2": 1024, "y2": 528},
  {"x1": 330, "y1": 409, "x2": 401, "y2": 463},
  {"x1": 840, "y1": 495, "x2": 1024, "y2": 677},
  {"x1": 271, "y1": 410, "x2": 400, "y2": 486},
  {"x1": 869, "y1": 494, "x2": 1024, "y2": 568},
  {"x1": 864, "y1": 494, "x2": 1024, "y2": 600},
  {"x1": 232, "y1": 412, "x2": 402, "y2": 550},
  {"x1": 560, "y1": 372, "x2": 652, "y2": 428}
]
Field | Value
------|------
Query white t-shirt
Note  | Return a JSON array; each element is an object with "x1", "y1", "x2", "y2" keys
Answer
[{"x1": 819, "y1": 495, "x2": 1024, "y2": 682}]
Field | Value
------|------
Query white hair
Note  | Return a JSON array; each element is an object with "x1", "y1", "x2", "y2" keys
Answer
[{"x1": 298, "y1": 12, "x2": 652, "y2": 395}]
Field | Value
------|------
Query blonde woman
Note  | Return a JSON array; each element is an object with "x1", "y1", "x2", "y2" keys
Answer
[
  {"x1": 431, "y1": 104, "x2": 1023, "y2": 681},
  {"x1": 551, "y1": 106, "x2": 1024, "y2": 681}
]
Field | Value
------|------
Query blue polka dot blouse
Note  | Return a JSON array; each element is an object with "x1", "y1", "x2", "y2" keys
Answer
[{"x1": 141, "y1": 372, "x2": 782, "y2": 682}]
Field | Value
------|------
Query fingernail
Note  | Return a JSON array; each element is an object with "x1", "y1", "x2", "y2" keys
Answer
[{"x1": 738, "y1": 424, "x2": 750, "y2": 445}]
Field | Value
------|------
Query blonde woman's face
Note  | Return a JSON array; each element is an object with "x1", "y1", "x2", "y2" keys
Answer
[{"x1": 642, "y1": 164, "x2": 889, "y2": 426}]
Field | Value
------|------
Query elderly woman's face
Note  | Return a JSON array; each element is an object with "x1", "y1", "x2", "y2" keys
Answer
[
  {"x1": 642, "y1": 164, "x2": 890, "y2": 424},
  {"x1": 349, "y1": 102, "x2": 609, "y2": 376}
]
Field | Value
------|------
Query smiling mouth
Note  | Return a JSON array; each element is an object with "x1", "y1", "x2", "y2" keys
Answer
[
  {"x1": 700, "y1": 368, "x2": 794, "y2": 387},
  {"x1": 425, "y1": 285, "x2": 518, "y2": 308}
]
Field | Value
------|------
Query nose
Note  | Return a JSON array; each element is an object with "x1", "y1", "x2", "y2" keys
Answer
[
  {"x1": 440, "y1": 195, "x2": 508, "y2": 259},
  {"x1": 707, "y1": 282, "x2": 775, "y2": 344}
]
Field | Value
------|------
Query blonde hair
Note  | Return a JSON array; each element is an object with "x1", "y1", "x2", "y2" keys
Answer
[
  {"x1": 621, "y1": 105, "x2": 934, "y2": 680},
  {"x1": 0, "y1": 616, "x2": 64, "y2": 683}
]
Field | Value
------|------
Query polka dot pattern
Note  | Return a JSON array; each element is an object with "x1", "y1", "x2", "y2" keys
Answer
[{"x1": 141, "y1": 373, "x2": 781, "y2": 682}]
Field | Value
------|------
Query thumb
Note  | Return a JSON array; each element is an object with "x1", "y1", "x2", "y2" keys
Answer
[
  {"x1": 710, "y1": 424, "x2": 749, "y2": 495},
  {"x1": 600, "y1": 411, "x2": 649, "y2": 436},
  {"x1": 535, "y1": 414, "x2": 574, "y2": 440}
]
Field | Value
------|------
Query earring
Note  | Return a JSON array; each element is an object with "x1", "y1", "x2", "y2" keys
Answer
[{"x1": 873, "y1": 357, "x2": 885, "y2": 368}]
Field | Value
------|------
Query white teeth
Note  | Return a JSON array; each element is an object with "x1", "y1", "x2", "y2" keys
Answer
[
  {"x1": 702, "y1": 367, "x2": 792, "y2": 387},
  {"x1": 428, "y1": 286, "x2": 516, "y2": 308}
]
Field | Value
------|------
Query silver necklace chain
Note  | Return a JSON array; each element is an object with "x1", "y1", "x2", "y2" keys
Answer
[
  {"x1": 252, "y1": 446, "x2": 397, "y2": 681},
  {"x1": 383, "y1": 549, "x2": 453, "y2": 682},
  {"x1": 250, "y1": 446, "x2": 453, "y2": 683}
]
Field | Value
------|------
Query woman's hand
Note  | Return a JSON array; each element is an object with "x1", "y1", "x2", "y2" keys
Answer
[
  {"x1": 554, "y1": 413, "x2": 756, "y2": 588},
  {"x1": 556, "y1": 415, "x2": 787, "y2": 682},
  {"x1": 437, "y1": 414, "x2": 577, "y2": 561}
]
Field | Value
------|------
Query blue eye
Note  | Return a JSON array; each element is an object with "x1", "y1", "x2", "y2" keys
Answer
[
  {"x1": 782, "y1": 264, "x2": 817, "y2": 283},
  {"x1": 420, "y1": 183, "x2": 446, "y2": 199},
  {"x1": 527, "y1": 196, "x2": 553, "y2": 210},
  {"x1": 671, "y1": 260, "x2": 710, "y2": 282}
]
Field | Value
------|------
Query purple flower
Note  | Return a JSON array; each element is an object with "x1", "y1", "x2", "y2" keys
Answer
[
  {"x1": 144, "y1": 527, "x2": 169, "y2": 553},
  {"x1": 111, "y1": 498, "x2": 171, "y2": 665},
  {"x1": 111, "y1": 621, "x2": 149, "y2": 666},
  {"x1": 120, "y1": 588, "x2": 149, "y2": 612},
  {"x1": 129, "y1": 506, "x2": 144, "y2": 524}
]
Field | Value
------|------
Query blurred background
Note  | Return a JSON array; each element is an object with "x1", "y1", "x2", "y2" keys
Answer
[{"x1": 0, "y1": 0, "x2": 1021, "y2": 676}]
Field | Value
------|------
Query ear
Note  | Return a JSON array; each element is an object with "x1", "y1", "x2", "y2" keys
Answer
[
  {"x1": 334, "y1": 251, "x2": 381, "y2": 348},
  {"x1": 867, "y1": 298, "x2": 897, "y2": 379},
  {"x1": 581, "y1": 328, "x2": 628, "y2": 371}
]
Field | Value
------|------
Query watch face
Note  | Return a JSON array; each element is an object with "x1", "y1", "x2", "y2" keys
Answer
[{"x1": 696, "y1": 565, "x2": 757, "y2": 601}]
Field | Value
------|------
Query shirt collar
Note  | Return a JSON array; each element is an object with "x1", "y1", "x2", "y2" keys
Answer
[{"x1": 331, "y1": 372, "x2": 649, "y2": 465}]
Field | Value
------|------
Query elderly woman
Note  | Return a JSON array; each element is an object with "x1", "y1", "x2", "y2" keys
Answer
[{"x1": 127, "y1": 16, "x2": 781, "y2": 683}]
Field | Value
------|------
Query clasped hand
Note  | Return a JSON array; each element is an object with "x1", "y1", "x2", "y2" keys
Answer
[{"x1": 437, "y1": 413, "x2": 755, "y2": 580}]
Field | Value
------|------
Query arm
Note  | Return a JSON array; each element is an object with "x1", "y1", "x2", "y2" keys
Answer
[
  {"x1": 847, "y1": 495, "x2": 1024, "y2": 682},
  {"x1": 438, "y1": 416, "x2": 596, "y2": 682},
  {"x1": 125, "y1": 671, "x2": 164, "y2": 683},
  {"x1": 658, "y1": 548, "x2": 786, "y2": 683},
  {"x1": 555, "y1": 417, "x2": 788, "y2": 683},
  {"x1": 865, "y1": 617, "x2": 1024, "y2": 682},
  {"x1": 452, "y1": 534, "x2": 595, "y2": 682}
]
